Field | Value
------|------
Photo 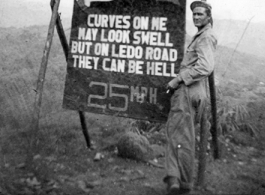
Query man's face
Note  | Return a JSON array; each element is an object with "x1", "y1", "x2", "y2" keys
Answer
[{"x1": 192, "y1": 7, "x2": 210, "y2": 28}]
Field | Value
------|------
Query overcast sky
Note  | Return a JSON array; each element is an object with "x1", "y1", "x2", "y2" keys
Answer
[
  {"x1": 187, "y1": 0, "x2": 265, "y2": 23},
  {"x1": 55, "y1": 0, "x2": 265, "y2": 23}
]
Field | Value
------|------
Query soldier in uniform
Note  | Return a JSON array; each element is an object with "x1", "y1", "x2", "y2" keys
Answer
[{"x1": 164, "y1": 0, "x2": 217, "y2": 194}]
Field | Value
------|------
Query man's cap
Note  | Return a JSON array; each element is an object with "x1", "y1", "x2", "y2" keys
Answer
[{"x1": 190, "y1": 0, "x2": 212, "y2": 11}]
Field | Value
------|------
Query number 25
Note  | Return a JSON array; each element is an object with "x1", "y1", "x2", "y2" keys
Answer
[{"x1": 88, "y1": 81, "x2": 129, "y2": 112}]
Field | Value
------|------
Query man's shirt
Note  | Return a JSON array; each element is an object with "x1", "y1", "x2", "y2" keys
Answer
[{"x1": 179, "y1": 23, "x2": 218, "y2": 86}]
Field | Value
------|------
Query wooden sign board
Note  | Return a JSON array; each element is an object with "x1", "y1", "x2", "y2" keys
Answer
[{"x1": 63, "y1": 0, "x2": 186, "y2": 122}]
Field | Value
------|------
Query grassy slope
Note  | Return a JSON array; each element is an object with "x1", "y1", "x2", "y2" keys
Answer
[{"x1": 1, "y1": 25, "x2": 265, "y2": 195}]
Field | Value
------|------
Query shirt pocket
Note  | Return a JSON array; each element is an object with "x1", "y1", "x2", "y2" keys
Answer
[{"x1": 185, "y1": 47, "x2": 197, "y2": 63}]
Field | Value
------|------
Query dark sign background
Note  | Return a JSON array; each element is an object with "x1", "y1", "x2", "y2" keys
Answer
[{"x1": 63, "y1": 0, "x2": 186, "y2": 122}]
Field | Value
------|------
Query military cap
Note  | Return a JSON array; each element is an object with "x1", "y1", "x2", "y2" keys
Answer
[{"x1": 190, "y1": 0, "x2": 212, "y2": 11}]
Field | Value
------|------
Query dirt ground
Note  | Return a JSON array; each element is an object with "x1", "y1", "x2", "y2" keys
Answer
[{"x1": 1, "y1": 114, "x2": 265, "y2": 195}]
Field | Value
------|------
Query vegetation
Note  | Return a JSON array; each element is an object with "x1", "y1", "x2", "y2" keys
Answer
[
  {"x1": 1, "y1": 24, "x2": 265, "y2": 194},
  {"x1": 214, "y1": 89, "x2": 260, "y2": 137}
]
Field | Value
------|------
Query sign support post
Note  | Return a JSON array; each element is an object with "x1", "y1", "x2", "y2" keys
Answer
[
  {"x1": 30, "y1": 0, "x2": 61, "y2": 156},
  {"x1": 31, "y1": 0, "x2": 91, "y2": 156},
  {"x1": 50, "y1": 0, "x2": 92, "y2": 148},
  {"x1": 197, "y1": 110, "x2": 207, "y2": 186},
  {"x1": 209, "y1": 72, "x2": 219, "y2": 159}
]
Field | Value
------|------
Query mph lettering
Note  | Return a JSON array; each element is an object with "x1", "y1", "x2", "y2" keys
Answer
[{"x1": 88, "y1": 81, "x2": 157, "y2": 112}]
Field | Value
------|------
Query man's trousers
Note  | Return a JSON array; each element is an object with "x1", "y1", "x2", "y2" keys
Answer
[{"x1": 164, "y1": 81, "x2": 207, "y2": 190}]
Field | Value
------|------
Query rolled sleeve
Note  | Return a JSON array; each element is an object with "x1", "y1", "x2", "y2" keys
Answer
[
  {"x1": 180, "y1": 35, "x2": 217, "y2": 86},
  {"x1": 179, "y1": 69, "x2": 194, "y2": 86}
]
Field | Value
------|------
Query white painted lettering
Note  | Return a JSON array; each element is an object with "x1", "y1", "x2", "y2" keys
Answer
[
  {"x1": 73, "y1": 55, "x2": 79, "y2": 67},
  {"x1": 128, "y1": 60, "x2": 135, "y2": 73},
  {"x1": 149, "y1": 88, "x2": 157, "y2": 104},
  {"x1": 71, "y1": 41, "x2": 78, "y2": 53},
  {"x1": 171, "y1": 63, "x2": 177, "y2": 77},
  {"x1": 103, "y1": 58, "x2": 111, "y2": 71},
  {"x1": 146, "y1": 61, "x2": 155, "y2": 75},
  {"x1": 151, "y1": 17, "x2": 167, "y2": 31},
  {"x1": 155, "y1": 62, "x2": 163, "y2": 76}
]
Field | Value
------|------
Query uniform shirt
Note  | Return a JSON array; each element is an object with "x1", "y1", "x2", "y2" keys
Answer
[{"x1": 179, "y1": 23, "x2": 218, "y2": 86}]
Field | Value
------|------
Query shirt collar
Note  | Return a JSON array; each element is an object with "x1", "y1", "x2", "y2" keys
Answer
[{"x1": 192, "y1": 23, "x2": 212, "y2": 40}]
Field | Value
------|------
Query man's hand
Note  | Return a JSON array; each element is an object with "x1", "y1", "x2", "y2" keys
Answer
[{"x1": 167, "y1": 74, "x2": 183, "y2": 92}]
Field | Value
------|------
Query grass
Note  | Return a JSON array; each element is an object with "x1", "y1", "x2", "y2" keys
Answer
[{"x1": 1, "y1": 23, "x2": 265, "y2": 194}]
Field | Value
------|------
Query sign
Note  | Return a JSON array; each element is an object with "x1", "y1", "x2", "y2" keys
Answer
[{"x1": 63, "y1": 0, "x2": 186, "y2": 122}]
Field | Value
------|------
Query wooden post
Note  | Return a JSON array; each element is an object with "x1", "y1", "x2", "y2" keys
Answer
[
  {"x1": 50, "y1": 0, "x2": 92, "y2": 148},
  {"x1": 197, "y1": 71, "x2": 219, "y2": 186},
  {"x1": 197, "y1": 111, "x2": 208, "y2": 187},
  {"x1": 208, "y1": 72, "x2": 220, "y2": 159},
  {"x1": 50, "y1": 0, "x2": 69, "y2": 59},
  {"x1": 79, "y1": 111, "x2": 91, "y2": 148},
  {"x1": 30, "y1": 0, "x2": 61, "y2": 154}
]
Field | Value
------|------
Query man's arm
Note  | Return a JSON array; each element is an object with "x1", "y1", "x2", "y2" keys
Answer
[{"x1": 179, "y1": 34, "x2": 217, "y2": 86}]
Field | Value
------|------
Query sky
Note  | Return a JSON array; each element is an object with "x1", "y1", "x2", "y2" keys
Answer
[
  {"x1": 56, "y1": 0, "x2": 265, "y2": 23},
  {"x1": 186, "y1": 0, "x2": 265, "y2": 23}
]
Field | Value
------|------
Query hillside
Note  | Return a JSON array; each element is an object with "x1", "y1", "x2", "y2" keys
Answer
[
  {"x1": 1, "y1": 25, "x2": 265, "y2": 129},
  {"x1": 1, "y1": 6, "x2": 265, "y2": 195},
  {"x1": 186, "y1": 19, "x2": 265, "y2": 58},
  {"x1": 0, "y1": 25, "x2": 265, "y2": 194}
]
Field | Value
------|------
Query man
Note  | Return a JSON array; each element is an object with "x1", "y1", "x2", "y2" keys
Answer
[{"x1": 164, "y1": 0, "x2": 217, "y2": 194}]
